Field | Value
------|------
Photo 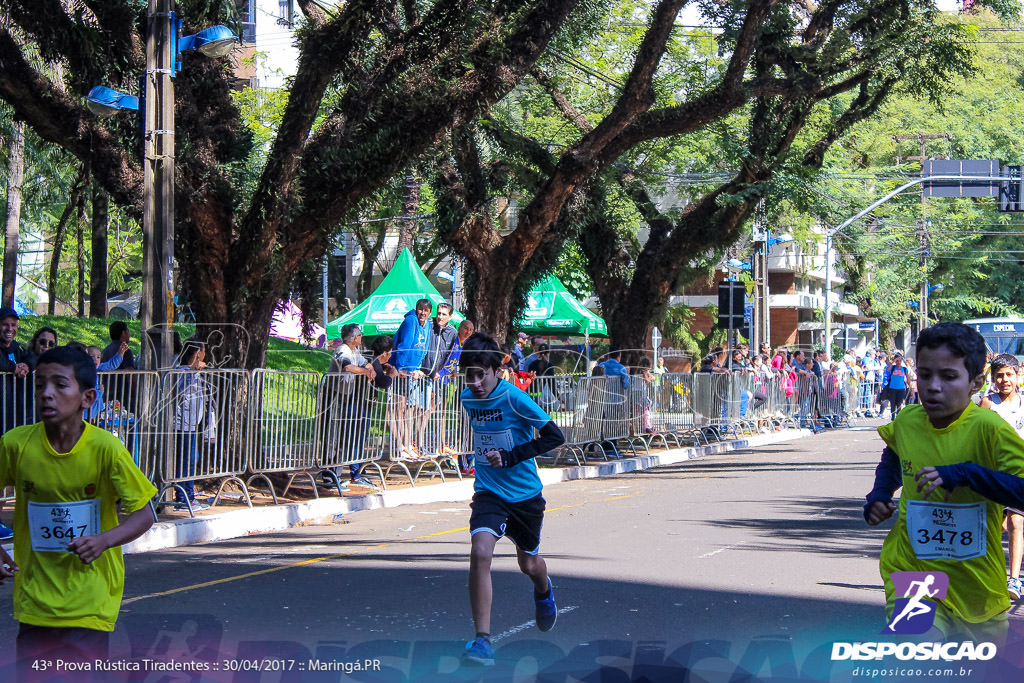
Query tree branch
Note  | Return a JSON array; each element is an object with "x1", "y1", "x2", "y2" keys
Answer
[{"x1": 0, "y1": 26, "x2": 142, "y2": 214}]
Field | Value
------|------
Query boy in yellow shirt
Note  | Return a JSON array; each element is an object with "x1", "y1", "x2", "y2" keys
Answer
[
  {"x1": 0, "y1": 346, "x2": 156, "y2": 676},
  {"x1": 865, "y1": 323, "x2": 1024, "y2": 641}
]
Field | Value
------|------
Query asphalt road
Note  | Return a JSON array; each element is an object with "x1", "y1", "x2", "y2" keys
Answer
[{"x1": 4, "y1": 422, "x2": 1024, "y2": 682}]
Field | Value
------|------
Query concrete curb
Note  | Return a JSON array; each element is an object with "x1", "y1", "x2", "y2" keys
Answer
[{"x1": 124, "y1": 428, "x2": 812, "y2": 554}]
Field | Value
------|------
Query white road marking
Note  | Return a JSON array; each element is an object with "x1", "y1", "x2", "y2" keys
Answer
[
  {"x1": 699, "y1": 542, "x2": 745, "y2": 559},
  {"x1": 490, "y1": 606, "x2": 579, "y2": 643}
]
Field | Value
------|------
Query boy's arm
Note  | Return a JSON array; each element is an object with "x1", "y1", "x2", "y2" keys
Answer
[
  {"x1": 66, "y1": 504, "x2": 156, "y2": 565},
  {"x1": 498, "y1": 421, "x2": 565, "y2": 468},
  {"x1": 863, "y1": 446, "x2": 903, "y2": 522},
  {"x1": 924, "y1": 462, "x2": 1024, "y2": 509},
  {"x1": 97, "y1": 354, "x2": 123, "y2": 372}
]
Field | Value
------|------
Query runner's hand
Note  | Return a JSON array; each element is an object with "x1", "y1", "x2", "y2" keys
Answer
[
  {"x1": 67, "y1": 534, "x2": 109, "y2": 565},
  {"x1": 484, "y1": 449, "x2": 503, "y2": 468},
  {"x1": 915, "y1": 467, "x2": 952, "y2": 501},
  {"x1": 866, "y1": 500, "x2": 897, "y2": 526},
  {"x1": 0, "y1": 545, "x2": 17, "y2": 583}
]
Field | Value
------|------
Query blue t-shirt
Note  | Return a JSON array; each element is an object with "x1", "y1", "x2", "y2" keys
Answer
[
  {"x1": 888, "y1": 366, "x2": 908, "y2": 391},
  {"x1": 460, "y1": 379, "x2": 553, "y2": 502}
]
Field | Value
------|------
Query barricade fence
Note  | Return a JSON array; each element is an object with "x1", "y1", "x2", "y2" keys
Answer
[{"x1": 0, "y1": 366, "x2": 865, "y2": 508}]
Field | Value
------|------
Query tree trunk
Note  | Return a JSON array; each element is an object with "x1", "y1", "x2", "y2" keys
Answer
[
  {"x1": 89, "y1": 182, "x2": 108, "y2": 317},
  {"x1": 76, "y1": 194, "x2": 86, "y2": 317},
  {"x1": 2, "y1": 120, "x2": 25, "y2": 308},
  {"x1": 394, "y1": 172, "x2": 420, "y2": 257},
  {"x1": 47, "y1": 166, "x2": 87, "y2": 314},
  {"x1": 465, "y1": 256, "x2": 517, "y2": 341}
]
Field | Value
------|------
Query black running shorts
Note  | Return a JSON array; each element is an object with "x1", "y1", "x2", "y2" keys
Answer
[{"x1": 469, "y1": 490, "x2": 546, "y2": 555}]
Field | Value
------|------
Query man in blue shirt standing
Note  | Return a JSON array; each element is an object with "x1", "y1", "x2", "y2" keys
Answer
[{"x1": 458, "y1": 333, "x2": 565, "y2": 666}]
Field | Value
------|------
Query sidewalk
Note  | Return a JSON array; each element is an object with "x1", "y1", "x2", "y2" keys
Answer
[{"x1": 123, "y1": 427, "x2": 813, "y2": 554}]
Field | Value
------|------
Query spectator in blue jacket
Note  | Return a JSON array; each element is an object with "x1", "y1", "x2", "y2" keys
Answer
[
  {"x1": 598, "y1": 348, "x2": 631, "y2": 390},
  {"x1": 392, "y1": 299, "x2": 434, "y2": 374}
]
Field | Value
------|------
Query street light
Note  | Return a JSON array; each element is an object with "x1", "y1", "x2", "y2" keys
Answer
[
  {"x1": 88, "y1": 9, "x2": 235, "y2": 370},
  {"x1": 437, "y1": 265, "x2": 457, "y2": 307},
  {"x1": 177, "y1": 24, "x2": 237, "y2": 58},
  {"x1": 85, "y1": 86, "x2": 139, "y2": 117}
]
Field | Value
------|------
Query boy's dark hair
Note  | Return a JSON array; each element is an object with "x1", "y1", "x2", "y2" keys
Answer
[
  {"x1": 109, "y1": 321, "x2": 128, "y2": 341},
  {"x1": 915, "y1": 322, "x2": 987, "y2": 378},
  {"x1": 990, "y1": 353, "x2": 1020, "y2": 377},
  {"x1": 370, "y1": 335, "x2": 393, "y2": 357},
  {"x1": 37, "y1": 346, "x2": 96, "y2": 392},
  {"x1": 436, "y1": 302, "x2": 453, "y2": 314},
  {"x1": 415, "y1": 298, "x2": 432, "y2": 312},
  {"x1": 591, "y1": 364, "x2": 605, "y2": 376},
  {"x1": 459, "y1": 332, "x2": 504, "y2": 371},
  {"x1": 179, "y1": 337, "x2": 206, "y2": 366}
]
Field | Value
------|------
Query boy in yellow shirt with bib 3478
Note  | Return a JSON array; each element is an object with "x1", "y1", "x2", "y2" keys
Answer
[
  {"x1": 865, "y1": 323, "x2": 1024, "y2": 642},
  {"x1": 0, "y1": 346, "x2": 156, "y2": 679}
]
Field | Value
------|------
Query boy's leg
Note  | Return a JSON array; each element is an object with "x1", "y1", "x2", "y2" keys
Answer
[
  {"x1": 516, "y1": 547, "x2": 550, "y2": 594},
  {"x1": 1009, "y1": 511, "x2": 1024, "y2": 580},
  {"x1": 469, "y1": 531, "x2": 499, "y2": 635},
  {"x1": 17, "y1": 624, "x2": 109, "y2": 682}
]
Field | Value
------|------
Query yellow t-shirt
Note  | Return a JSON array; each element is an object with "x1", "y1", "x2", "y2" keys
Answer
[
  {"x1": 0, "y1": 422, "x2": 157, "y2": 631},
  {"x1": 878, "y1": 403, "x2": 1024, "y2": 623}
]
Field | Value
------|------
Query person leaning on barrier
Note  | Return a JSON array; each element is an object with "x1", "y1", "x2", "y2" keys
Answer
[
  {"x1": 368, "y1": 335, "x2": 399, "y2": 391},
  {"x1": 0, "y1": 307, "x2": 36, "y2": 432},
  {"x1": 323, "y1": 324, "x2": 377, "y2": 489},
  {"x1": 171, "y1": 339, "x2": 211, "y2": 511},
  {"x1": 100, "y1": 321, "x2": 137, "y2": 371}
]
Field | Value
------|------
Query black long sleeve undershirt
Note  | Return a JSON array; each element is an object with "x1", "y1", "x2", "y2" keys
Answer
[{"x1": 499, "y1": 421, "x2": 566, "y2": 468}]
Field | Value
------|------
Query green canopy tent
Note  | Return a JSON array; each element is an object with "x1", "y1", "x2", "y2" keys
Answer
[
  {"x1": 515, "y1": 274, "x2": 607, "y2": 337},
  {"x1": 326, "y1": 248, "x2": 464, "y2": 338}
]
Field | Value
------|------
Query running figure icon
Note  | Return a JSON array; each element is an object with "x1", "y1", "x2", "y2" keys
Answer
[{"x1": 887, "y1": 574, "x2": 940, "y2": 632}]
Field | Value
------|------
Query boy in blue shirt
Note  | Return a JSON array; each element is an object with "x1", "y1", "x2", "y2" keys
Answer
[{"x1": 458, "y1": 333, "x2": 565, "y2": 666}]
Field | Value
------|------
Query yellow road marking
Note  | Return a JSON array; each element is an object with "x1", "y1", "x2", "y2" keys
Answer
[{"x1": 123, "y1": 490, "x2": 641, "y2": 606}]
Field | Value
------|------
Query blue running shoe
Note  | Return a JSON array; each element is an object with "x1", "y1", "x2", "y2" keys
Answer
[
  {"x1": 534, "y1": 578, "x2": 557, "y2": 632},
  {"x1": 463, "y1": 637, "x2": 494, "y2": 666},
  {"x1": 0, "y1": 522, "x2": 12, "y2": 541}
]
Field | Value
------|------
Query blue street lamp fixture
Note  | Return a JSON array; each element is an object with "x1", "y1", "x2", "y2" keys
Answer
[
  {"x1": 86, "y1": 14, "x2": 235, "y2": 372},
  {"x1": 176, "y1": 24, "x2": 236, "y2": 58},
  {"x1": 86, "y1": 22, "x2": 235, "y2": 114},
  {"x1": 437, "y1": 264, "x2": 458, "y2": 306},
  {"x1": 726, "y1": 258, "x2": 751, "y2": 271},
  {"x1": 85, "y1": 86, "x2": 140, "y2": 117}
]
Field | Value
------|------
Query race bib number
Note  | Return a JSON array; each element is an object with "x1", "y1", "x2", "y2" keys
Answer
[
  {"x1": 905, "y1": 500, "x2": 986, "y2": 561},
  {"x1": 27, "y1": 500, "x2": 100, "y2": 553},
  {"x1": 473, "y1": 430, "x2": 515, "y2": 461}
]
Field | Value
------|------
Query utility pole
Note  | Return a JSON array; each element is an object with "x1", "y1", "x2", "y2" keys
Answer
[
  {"x1": 140, "y1": 0, "x2": 176, "y2": 369},
  {"x1": 893, "y1": 132, "x2": 952, "y2": 341}
]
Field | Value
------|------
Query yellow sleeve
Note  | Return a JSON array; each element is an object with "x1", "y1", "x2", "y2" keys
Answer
[
  {"x1": 877, "y1": 420, "x2": 896, "y2": 451},
  {"x1": 0, "y1": 433, "x2": 13, "y2": 489},
  {"x1": 109, "y1": 446, "x2": 157, "y2": 513}
]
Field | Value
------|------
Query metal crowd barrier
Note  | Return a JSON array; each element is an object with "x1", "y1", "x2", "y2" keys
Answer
[
  {"x1": 157, "y1": 369, "x2": 251, "y2": 512},
  {"x1": 2, "y1": 360, "x2": 865, "y2": 512},
  {"x1": 90, "y1": 370, "x2": 161, "y2": 479}
]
